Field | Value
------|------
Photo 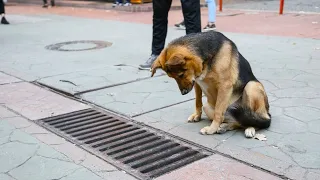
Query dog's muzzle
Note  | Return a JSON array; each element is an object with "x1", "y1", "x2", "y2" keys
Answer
[{"x1": 180, "y1": 80, "x2": 195, "y2": 95}]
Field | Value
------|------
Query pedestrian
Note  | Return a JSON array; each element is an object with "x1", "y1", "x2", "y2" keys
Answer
[
  {"x1": 1, "y1": 0, "x2": 9, "y2": 24},
  {"x1": 175, "y1": 0, "x2": 217, "y2": 31},
  {"x1": 139, "y1": 0, "x2": 201, "y2": 70},
  {"x1": 43, "y1": 0, "x2": 55, "y2": 8}
]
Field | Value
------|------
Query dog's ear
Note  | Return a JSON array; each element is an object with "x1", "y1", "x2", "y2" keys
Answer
[
  {"x1": 150, "y1": 49, "x2": 167, "y2": 77},
  {"x1": 165, "y1": 54, "x2": 186, "y2": 67}
]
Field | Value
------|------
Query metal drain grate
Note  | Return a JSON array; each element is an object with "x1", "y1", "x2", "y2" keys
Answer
[{"x1": 36, "y1": 108, "x2": 211, "y2": 179}]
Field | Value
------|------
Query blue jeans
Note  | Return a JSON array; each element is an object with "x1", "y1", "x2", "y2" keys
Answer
[
  {"x1": 116, "y1": 0, "x2": 130, "y2": 3},
  {"x1": 206, "y1": 0, "x2": 216, "y2": 23}
]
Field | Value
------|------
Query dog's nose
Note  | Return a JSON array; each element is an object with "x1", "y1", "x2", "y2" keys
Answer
[{"x1": 181, "y1": 89, "x2": 188, "y2": 95}]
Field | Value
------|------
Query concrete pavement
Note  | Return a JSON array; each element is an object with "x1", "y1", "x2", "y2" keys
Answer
[{"x1": 1, "y1": 4, "x2": 320, "y2": 180}]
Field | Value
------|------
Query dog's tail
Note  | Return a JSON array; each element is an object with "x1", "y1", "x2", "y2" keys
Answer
[{"x1": 228, "y1": 105, "x2": 271, "y2": 129}]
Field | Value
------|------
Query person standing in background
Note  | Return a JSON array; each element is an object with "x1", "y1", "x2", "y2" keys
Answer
[
  {"x1": 43, "y1": 0, "x2": 55, "y2": 8},
  {"x1": 139, "y1": 0, "x2": 202, "y2": 70},
  {"x1": 0, "y1": 0, "x2": 9, "y2": 24},
  {"x1": 175, "y1": 0, "x2": 217, "y2": 31}
]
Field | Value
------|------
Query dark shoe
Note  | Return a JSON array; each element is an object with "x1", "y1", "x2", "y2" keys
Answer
[
  {"x1": 139, "y1": 54, "x2": 158, "y2": 70},
  {"x1": 50, "y1": 0, "x2": 55, "y2": 6},
  {"x1": 42, "y1": 4, "x2": 48, "y2": 8},
  {"x1": 1, "y1": 17, "x2": 9, "y2": 25},
  {"x1": 203, "y1": 23, "x2": 216, "y2": 31},
  {"x1": 174, "y1": 21, "x2": 185, "y2": 30}
]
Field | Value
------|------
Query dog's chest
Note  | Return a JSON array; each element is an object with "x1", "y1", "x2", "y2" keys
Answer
[{"x1": 195, "y1": 79, "x2": 210, "y2": 95}]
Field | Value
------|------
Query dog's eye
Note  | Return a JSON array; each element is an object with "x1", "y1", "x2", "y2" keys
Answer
[{"x1": 178, "y1": 73, "x2": 184, "y2": 78}]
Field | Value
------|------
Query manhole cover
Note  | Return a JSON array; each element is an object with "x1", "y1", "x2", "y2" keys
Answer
[
  {"x1": 45, "y1": 40, "x2": 112, "y2": 51},
  {"x1": 36, "y1": 108, "x2": 211, "y2": 180}
]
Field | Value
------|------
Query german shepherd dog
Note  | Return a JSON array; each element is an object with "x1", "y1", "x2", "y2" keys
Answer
[{"x1": 150, "y1": 31, "x2": 271, "y2": 138}]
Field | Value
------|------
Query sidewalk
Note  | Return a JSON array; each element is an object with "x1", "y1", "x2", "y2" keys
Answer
[{"x1": 1, "y1": 4, "x2": 320, "y2": 180}]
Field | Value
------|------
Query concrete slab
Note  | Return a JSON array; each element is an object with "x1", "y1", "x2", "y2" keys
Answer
[
  {"x1": 81, "y1": 76, "x2": 195, "y2": 117},
  {"x1": 133, "y1": 95, "x2": 320, "y2": 179},
  {"x1": 1, "y1": 13, "x2": 319, "y2": 92},
  {"x1": 0, "y1": 107, "x2": 136, "y2": 180},
  {"x1": 38, "y1": 65, "x2": 164, "y2": 95},
  {"x1": 156, "y1": 154, "x2": 281, "y2": 180},
  {"x1": 0, "y1": 14, "x2": 176, "y2": 82},
  {"x1": 0, "y1": 82, "x2": 89, "y2": 120}
]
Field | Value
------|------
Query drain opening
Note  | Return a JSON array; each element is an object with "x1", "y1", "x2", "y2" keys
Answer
[{"x1": 36, "y1": 108, "x2": 211, "y2": 179}]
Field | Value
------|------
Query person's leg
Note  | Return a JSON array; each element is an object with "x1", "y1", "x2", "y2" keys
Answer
[
  {"x1": 51, "y1": 0, "x2": 55, "y2": 7},
  {"x1": 203, "y1": 0, "x2": 217, "y2": 31},
  {"x1": 0, "y1": 0, "x2": 9, "y2": 25},
  {"x1": 180, "y1": 0, "x2": 201, "y2": 34},
  {"x1": 43, "y1": 0, "x2": 48, "y2": 7},
  {"x1": 139, "y1": 0, "x2": 172, "y2": 70}
]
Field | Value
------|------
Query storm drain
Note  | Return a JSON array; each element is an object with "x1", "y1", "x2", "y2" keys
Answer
[{"x1": 36, "y1": 108, "x2": 211, "y2": 180}]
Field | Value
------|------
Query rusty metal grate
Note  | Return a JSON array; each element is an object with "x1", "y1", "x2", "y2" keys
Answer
[{"x1": 36, "y1": 108, "x2": 211, "y2": 179}]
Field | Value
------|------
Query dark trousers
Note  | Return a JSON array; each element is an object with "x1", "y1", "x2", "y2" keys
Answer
[
  {"x1": 151, "y1": 0, "x2": 201, "y2": 55},
  {"x1": 0, "y1": 0, "x2": 5, "y2": 14},
  {"x1": 43, "y1": 0, "x2": 54, "y2": 4}
]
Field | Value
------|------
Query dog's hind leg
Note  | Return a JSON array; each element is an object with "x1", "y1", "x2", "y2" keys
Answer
[
  {"x1": 241, "y1": 81, "x2": 270, "y2": 138},
  {"x1": 217, "y1": 111, "x2": 241, "y2": 134}
]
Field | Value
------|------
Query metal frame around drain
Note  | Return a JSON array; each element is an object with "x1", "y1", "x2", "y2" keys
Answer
[{"x1": 35, "y1": 108, "x2": 212, "y2": 180}]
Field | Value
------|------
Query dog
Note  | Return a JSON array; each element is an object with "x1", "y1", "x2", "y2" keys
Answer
[{"x1": 150, "y1": 31, "x2": 271, "y2": 138}]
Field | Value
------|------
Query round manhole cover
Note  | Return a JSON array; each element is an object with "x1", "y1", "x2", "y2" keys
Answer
[{"x1": 45, "y1": 40, "x2": 112, "y2": 51}]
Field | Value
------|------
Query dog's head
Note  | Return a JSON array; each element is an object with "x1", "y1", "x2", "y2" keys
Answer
[{"x1": 150, "y1": 46, "x2": 203, "y2": 95}]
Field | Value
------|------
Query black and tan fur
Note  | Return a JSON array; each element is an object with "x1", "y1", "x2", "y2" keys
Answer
[{"x1": 150, "y1": 31, "x2": 271, "y2": 138}]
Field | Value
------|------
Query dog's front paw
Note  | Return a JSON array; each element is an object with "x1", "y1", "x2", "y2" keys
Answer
[
  {"x1": 187, "y1": 113, "x2": 201, "y2": 123},
  {"x1": 200, "y1": 126, "x2": 217, "y2": 135},
  {"x1": 245, "y1": 127, "x2": 256, "y2": 138}
]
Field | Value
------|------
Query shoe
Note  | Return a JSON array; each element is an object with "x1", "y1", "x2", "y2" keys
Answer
[
  {"x1": 124, "y1": 3, "x2": 132, "y2": 6},
  {"x1": 1, "y1": 17, "x2": 9, "y2": 25},
  {"x1": 203, "y1": 23, "x2": 216, "y2": 31},
  {"x1": 42, "y1": 4, "x2": 48, "y2": 8},
  {"x1": 50, "y1": 0, "x2": 55, "y2": 7},
  {"x1": 139, "y1": 54, "x2": 158, "y2": 70},
  {"x1": 112, "y1": 2, "x2": 122, "y2": 7},
  {"x1": 174, "y1": 21, "x2": 185, "y2": 30}
]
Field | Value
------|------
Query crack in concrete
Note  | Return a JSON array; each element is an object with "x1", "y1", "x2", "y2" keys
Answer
[
  {"x1": 140, "y1": 92, "x2": 151, "y2": 105},
  {"x1": 303, "y1": 170, "x2": 309, "y2": 180},
  {"x1": 6, "y1": 145, "x2": 40, "y2": 174},
  {"x1": 283, "y1": 114, "x2": 309, "y2": 124},
  {"x1": 2, "y1": 172, "x2": 18, "y2": 180},
  {"x1": 35, "y1": 154, "x2": 72, "y2": 163},
  {"x1": 52, "y1": 167, "x2": 83, "y2": 180},
  {"x1": 277, "y1": 146, "x2": 304, "y2": 168},
  {"x1": 214, "y1": 130, "x2": 238, "y2": 148}
]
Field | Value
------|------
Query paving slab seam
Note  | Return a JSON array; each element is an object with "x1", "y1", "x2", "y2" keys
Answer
[
  {"x1": 130, "y1": 97, "x2": 197, "y2": 118},
  {"x1": 31, "y1": 81, "x2": 134, "y2": 119},
  {"x1": 0, "y1": 71, "x2": 25, "y2": 82},
  {"x1": 29, "y1": 82, "x2": 290, "y2": 179},
  {"x1": 33, "y1": 81, "x2": 197, "y2": 119},
  {"x1": 73, "y1": 74, "x2": 166, "y2": 96},
  {"x1": 0, "y1": 81, "x2": 24, "y2": 86}
]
